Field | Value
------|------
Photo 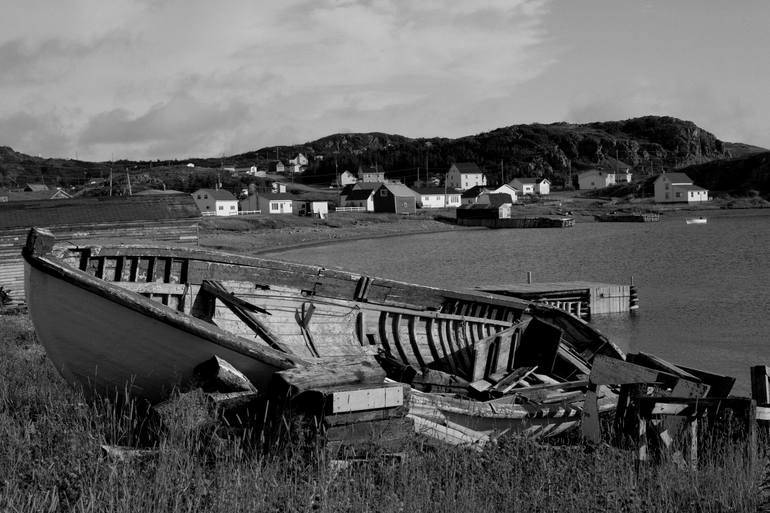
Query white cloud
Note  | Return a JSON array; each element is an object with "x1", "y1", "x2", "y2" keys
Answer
[{"x1": 0, "y1": 0, "x2": 555, "y2": 159}]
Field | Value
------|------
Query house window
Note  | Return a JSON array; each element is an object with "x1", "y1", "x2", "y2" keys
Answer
[
  {"x1": 380, "y1": 189, "x2": 388, "y2": 197},
  {"x1": 218, "y1": 205, "x2": 224, "y2": 210},
  {"x1": 665, "y1": 183, "x2": 669, "y2": 190},
  {"x1": 675, "y1": 192, "x2": 681, "y2": 198},
  {"x1": 270, "y1": 203, "x2": 279, "y2": 212}
]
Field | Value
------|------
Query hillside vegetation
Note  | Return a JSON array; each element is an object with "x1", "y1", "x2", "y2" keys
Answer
[{"x1": 1, "y1": 116, "x2": 768, "y2": 197}]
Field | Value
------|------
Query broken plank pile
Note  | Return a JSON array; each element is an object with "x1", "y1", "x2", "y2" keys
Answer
[
  {"x1": 582, "y1": 352, "x2": 756, "y2": 469},
  {"x1": 376, "y1": 316, "x2": 616, "y2": 446},
  {"x1": 266, "y1": 355, "x2": 412, "y2": 455}
]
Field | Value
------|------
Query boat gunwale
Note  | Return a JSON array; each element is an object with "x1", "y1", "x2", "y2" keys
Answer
[
  {"x1": 24, "y1": 246, "x2": 306, "y2": 371},
  {"x1": 77, "y1": 242, "x2": 533, "y2": 311}
]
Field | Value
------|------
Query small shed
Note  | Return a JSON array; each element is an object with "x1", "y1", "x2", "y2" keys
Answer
[{"x1": 0, "y1": 194, "x2": 200, "y2": 305}]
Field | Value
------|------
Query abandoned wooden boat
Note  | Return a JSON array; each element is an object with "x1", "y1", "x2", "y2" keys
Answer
[{"x1": 23, "y1": 227, "x2": 624, "y2": 442}]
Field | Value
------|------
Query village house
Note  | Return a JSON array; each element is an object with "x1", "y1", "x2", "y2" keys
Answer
[
  {"x1": 577, "y1": 170, "x2": 615, "y2": 190},
  {"x1": 456, "y1": 193, "x2": 513, "y2": 225},
  {"x1": 269, "y1": 161, "x2": 285, "y2": 174},
  {"x1": 373, "y1": 183, "x2": 417, "y2": 214},
  {"x1": 191, "y1": 188, "x2": 238, "y2": 216},
  {"x1": 293, "y1": 199, "x2": 329, "y2": 218},
  {"x1": 413, "y1": 187, "x2": 462, "y2": 208},
  {"x1": 339, "y1": 170, "x2": 358, "y2": 186},
  {"x1": 653, "y1": 172, "x2": 709, "y2": 203},
  {"x1": 257, "y1": 193, "x2": 294, "y2": 214},
  {"x1": 445, "y1": 162, "x2": 487, "y2": 191},
  {"x1": 490, "y1": 183, "x2": 519, "y2": 204},
  {"x1": 460, "y1": 185, "x2": 489, "y2": 205},
  {"x1": 358, "y1": 164, "x2": 386, "y2": 183},
  {"x1": 339, "y1": 182, "x2": 380, "y2": 211},
  {"x1": 289, "y1": 153, "x2": 309, "y2": 167},
  {"x1": 510, "y1": 177, "x2": 550, "y2": 195}
]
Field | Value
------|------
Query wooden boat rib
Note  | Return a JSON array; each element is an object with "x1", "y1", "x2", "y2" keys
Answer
[{"x1": 23, "y1": 227, "x2": 625, "y2": 442}]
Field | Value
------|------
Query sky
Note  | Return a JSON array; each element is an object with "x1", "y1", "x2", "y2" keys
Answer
[{"x1": 1, "y1": 0, "x2": 769, "y2": 162}]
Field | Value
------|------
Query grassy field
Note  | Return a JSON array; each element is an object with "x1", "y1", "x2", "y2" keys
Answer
[{"x1": 1, "y1": 311, "x2": 767, "y2": 512}]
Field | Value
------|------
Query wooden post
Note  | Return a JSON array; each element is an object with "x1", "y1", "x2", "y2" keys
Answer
[
  {"x1": 527, "y1": 271, "x2": 532, "y2": 284},
  {"x1": 751, "y1": 365, "x2": 770, "y2": 404}
]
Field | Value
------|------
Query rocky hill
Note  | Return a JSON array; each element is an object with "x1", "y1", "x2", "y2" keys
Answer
[{"x1": 1, "y1": 116, "x2": 767, "y2": 195}]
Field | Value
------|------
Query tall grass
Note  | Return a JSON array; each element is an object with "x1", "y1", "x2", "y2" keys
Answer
[{"x1": 0, "y1": 312, "x2": 766, "y2": 512}]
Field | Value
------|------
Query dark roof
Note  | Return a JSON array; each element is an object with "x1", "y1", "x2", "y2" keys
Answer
[
  {"x1": 346, "y1": 189, "x2": 374, "y2": 201},
  {"x1": 25, "y1": 183, "x2": 49, "y2": 192},
  {"x1": 461, "y1": 185, "x2": 488, "y2": 198},
  {"x1": 192, "y1": 188, "x2": 237, "y2": 201},
  {"x1": 378, "y1": 183, "x2": 417, "y2": 197},
  {"x1": 353, "y1": 182, "x2": 381, "y2": 191},
  {"x1": 451, "y1": 162, "x2": 483, "y2": 174},
  {"x1": 340, "y1": 184, "x2": 356, "y2": 196},
  {"x1": 0, "y1": 194, "x2": 200, "y2": 230},
  {"x1": 512, "y1": 177, "x2": 538, "y2": 184},
  {"x1": 480, "y1": 193, "x2": 513, "y2": 208}
]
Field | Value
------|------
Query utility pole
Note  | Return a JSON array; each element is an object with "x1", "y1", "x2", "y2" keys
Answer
[
  {"x1": 126, "y1": 170, "x2": 132, "y2": 196},
  {"x1": 500, "y1": 159, "x2": 504, "y2": 185}
]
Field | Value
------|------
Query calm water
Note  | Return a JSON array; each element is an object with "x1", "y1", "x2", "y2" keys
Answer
[{"x1": 265, "y1": 209, "x2": 770, "y2": 394}]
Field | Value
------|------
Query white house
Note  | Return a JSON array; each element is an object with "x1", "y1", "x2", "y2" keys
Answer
[
  {"x1": 289, "y1": 153, "x2": 309, "y2": 166},
  {"x1": 577, "y1": 170, "x2": 616, "y2": 190},
  {"x1": 654, "y1": 173, "x2": 709, "y2": 203},
  {"x1": 413, "y1": 187, "x2": 461, "y2": 208},
  {"x1": 491, "y1": 184, "x2": 519, "y2": 204},
  {"x1": 339, "y1": 170, "x2": 358, "y2": 186},
  {"x1": 445, "y1": 162, "x2": 487, "y2": 191},
  {"x1": 191, "y1": 189, "x2": 239, "y2": 216},
  {"x1": 511, "y1": 177, "x2": 550, "y2": 195},
  {"x1": 257, "y1": 193, "x2": 294, "y2": 214}
]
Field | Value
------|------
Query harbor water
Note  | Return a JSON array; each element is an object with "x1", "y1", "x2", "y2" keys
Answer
[{"x1": 265, "y1": 209, "x2": 770, "y2": 394}]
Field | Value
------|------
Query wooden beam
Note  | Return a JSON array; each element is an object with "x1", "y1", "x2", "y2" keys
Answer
[
  {"x1": 330, "y1": 385, "x2": 404, "y2": 414},
  {"x1": 751, "y1": 365, "x2": 770, "y2": 405},
  {"x1": 589, "y1": 354, "x2": 677, "y2": 386}
]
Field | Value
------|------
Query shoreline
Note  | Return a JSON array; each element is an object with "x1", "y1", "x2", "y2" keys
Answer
[{"x1": 197, "y1": 202, "x2": 770, "y2": 257}]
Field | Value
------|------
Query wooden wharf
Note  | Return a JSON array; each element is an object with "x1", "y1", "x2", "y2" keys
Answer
[
  {"x1": 457, "y1": 216, "x2": 575, "y2": 229},
  {"x1": 474, "y1": 280, "x2": 638, "y2": 319}
]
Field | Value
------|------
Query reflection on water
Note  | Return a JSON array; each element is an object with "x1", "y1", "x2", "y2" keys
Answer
[{"x1": 267, "y1": 210, "x2": 770, "y2": 394}]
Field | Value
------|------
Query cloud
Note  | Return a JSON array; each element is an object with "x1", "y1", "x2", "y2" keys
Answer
[{"x1": 0, "y1": 0, "x2": 556, "y2": 160}]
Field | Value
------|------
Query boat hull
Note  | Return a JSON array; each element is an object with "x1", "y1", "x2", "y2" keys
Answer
[{"x1": 26, "y1": 262, "x2": 295, "y2": 404}]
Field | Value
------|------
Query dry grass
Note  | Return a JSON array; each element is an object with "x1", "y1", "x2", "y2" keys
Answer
[{"x1": 0, "y1": 311, "x2": 766, "y2": 512}]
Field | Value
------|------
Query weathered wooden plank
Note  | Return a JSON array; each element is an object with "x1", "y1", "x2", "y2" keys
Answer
[
  {"x1": 330, "y1": 385, "x2": 404, "y2": 414},
  {"x1": 589, "y1": 354, "x2": 677, "y2": 386},
  {"x1": 490, "y1": 366, "x2": 538, "y2": 394},
  {"x1": 471, "y1": 335, "x2": 494, "y2": 382},
  {"x1": 751, "y1": 365, "x2": 770, "y2": 405},
  {"x1": 194, "y1": 355, "x2": 258, "y2": 393},
  {"x1": 273, "y1": 357, "x2": 386, "y2": 397},
  {"x1": 113, "y1": 282, "x2": 189, "y2": 294}
]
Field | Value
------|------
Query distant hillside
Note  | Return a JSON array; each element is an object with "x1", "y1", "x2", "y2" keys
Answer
[
  {"x1": 681, "y1": 151, "x2": 770, "y2": 197},
  {"x1": 1, "y1": 116, "x2": 766, "y2": 195}
]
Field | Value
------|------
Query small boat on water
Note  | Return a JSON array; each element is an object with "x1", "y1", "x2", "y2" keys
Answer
[
  {"x1": 22, "y1": 227, "x2": 624, "y2": 443},
  {"x1": 685, "y1": 216, "x2": 707, "y2": 225}
]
